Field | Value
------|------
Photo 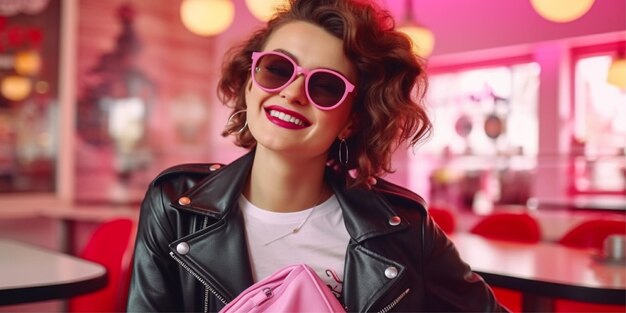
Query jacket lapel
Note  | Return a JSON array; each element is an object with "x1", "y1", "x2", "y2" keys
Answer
[
  {"x1": 328, "y1": 170, "x2": 412, "y2": 311},
  {"x1": 169, "y1": 152, "x2": 254, "y2": 217},
  {"x1": 168, "y1": 152, "x2": 256, "y2": 301},
  {"x1": 342, "y1": 244, "x2": 408, "y2": 312},
  {"x1": 169, "y1": 210, "x2": 253, "y2": 301},
  {"x1": 328, "y1": 170, "x2": 410, "y2": 242}
]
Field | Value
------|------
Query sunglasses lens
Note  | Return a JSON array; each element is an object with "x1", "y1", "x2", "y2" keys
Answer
[
  {"x1": 255, "y1": 54, "x2": 294, "y2": 90},
  {"x1": 308, "y1": 72, "x2": 347, "y2": 108}
]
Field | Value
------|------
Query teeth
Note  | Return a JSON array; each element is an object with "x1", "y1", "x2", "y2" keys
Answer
[{"x1": 269, "y1": 110, "x2": 305, "y2": 126}]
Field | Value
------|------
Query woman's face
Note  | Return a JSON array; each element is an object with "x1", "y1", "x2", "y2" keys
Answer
[{"x1": 245, "y1": 21, "x2": 357, "y2": 160}]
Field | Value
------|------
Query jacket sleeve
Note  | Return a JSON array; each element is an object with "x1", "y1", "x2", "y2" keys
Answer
[
  {"x1": 127, "y1": 182, "x2": 184, "y2": 312},
  {"x1": 421, "y1": 215, "x2": 509, "y2": 312}
]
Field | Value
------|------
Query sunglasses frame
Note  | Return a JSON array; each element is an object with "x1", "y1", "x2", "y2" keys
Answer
[{"x1": 251, "y1": 51, "x2": 356, "y2": 110}]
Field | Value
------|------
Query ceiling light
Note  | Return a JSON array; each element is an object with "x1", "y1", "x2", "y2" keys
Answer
[
  {"x1": 397, "y1": 0, "x2": 435, "y2": 58},
  {"x1": 1, "y1": 75, "x2": 32, "y2": 101},
  {"x1": 530, "y1": 0, "x2": 595, "y2": 23},
  {"x1": 180, "y1": 0, "x2": 234, "y2": 36},
  {"x1": 244, "y1": 0, "x2": 289, "y2": 22},
  {"x1": 14, "y1": 50, "x2": 42, "y2": 76},
  {"x1": 398, "y1": 24, "x2": 435, "y2": 58},
  {"x1": 607, "y1": 53, "x2": 626, "y2": 90}
]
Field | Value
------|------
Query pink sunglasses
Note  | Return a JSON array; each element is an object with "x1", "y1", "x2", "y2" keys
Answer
[{"x1": 251, "y1": 51, "x2": 356, "y2": 110}]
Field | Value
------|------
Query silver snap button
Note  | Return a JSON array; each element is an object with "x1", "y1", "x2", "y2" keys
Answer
[
  {"x1": 176, "y1": 242, "x2": 190, "y2": 255},
  {"x1": 178, "y1": 196, "x2": 191, "y2": 206},
  {"x1": 209, "y1": 164, "x2": 221, "y2": 171},
  {"x1": 384, "y1": 266, "x2": 398, "y2": 279},
  {"x1": 388, "y1": 216, "x2": 401, "y2": 226}
]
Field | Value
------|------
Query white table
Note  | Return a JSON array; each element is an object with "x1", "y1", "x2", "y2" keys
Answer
[
  {"x1": 0, "y1": 199, "x2": 138, "y2": 254},
  {"x1": 451, "y1": 233, "x2": 626, "y2": 312},
  {"x1": 0, "y1": 239, "x2": 107, "y2": 305},
  {"x1": 538, "y1": 195, "x2": 626, "y2": 212}
]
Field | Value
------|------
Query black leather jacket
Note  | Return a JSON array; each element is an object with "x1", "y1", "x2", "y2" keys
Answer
[{"x1": 127, "y1": 151, "x2": 506, "y2": 312}]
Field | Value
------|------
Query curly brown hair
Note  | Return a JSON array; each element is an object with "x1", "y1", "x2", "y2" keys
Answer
[{"x1": 218, "y1": 0, "x2": 431, "y2": 188}]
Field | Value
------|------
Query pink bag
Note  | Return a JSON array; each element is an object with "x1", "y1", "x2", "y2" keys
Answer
[{"x1": 219, "y1": 264, "x2": 346, "y2": 313}]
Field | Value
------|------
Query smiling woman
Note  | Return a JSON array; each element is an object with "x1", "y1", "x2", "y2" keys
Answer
[{"x1": 127, "y1": 1, "x2": 507, "y2": 312}]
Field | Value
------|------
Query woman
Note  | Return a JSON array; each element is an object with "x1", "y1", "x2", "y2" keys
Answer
[{"x1": 128, "y1": 0, "x2": 506, "y2": 312}]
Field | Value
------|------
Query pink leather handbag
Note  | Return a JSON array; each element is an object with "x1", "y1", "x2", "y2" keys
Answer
[{"x1": 219, "y1": 264, "x2": 346, "y2": 313}]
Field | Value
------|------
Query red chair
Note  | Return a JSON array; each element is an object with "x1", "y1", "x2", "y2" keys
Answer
[
  {"x1": 428, "y1": 207, "x2": 456, "y2": 234},
  {"x1": 68, "y1": 218, "x2": 136, "y2": 313},
  {"x1": 554, "y1": 219, "x2": 626, "y2": 313},
  {"x1": 470, "y1": 211, "x2": 542, "y2": 312},
  {"x1": 558, "y1": 219, "x2": 626, "y2": 250},
  {"x1": 470, "y1": 211, "x2": 541, "y2": 244}
]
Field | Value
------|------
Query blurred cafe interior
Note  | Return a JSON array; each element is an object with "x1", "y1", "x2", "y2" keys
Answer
[{"x1": 0, "y1": 0, "x2": 624, "y2": 312}]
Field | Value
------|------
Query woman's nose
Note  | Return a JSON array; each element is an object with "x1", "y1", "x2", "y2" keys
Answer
[{"x1": 279, "y1": 75, "x2": 307, "y2": 106}]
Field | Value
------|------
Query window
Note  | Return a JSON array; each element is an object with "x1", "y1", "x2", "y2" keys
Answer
[
  {"x1": 572, "y1": 54, "x2": 626, "y2": 193},
  {"x1": 0, "y1": 0, "x2": 60, "y2": 193},
  {"x1": 408, "y1": 62, "x2": 540, "y2": 210}
]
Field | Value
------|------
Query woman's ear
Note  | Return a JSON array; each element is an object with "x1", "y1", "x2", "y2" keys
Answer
[{"x1": 339, "y1": 115, "x2": 358, "y2": 139}]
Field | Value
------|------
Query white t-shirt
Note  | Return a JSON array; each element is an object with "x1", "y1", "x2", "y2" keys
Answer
[{"x1": 239, "y1": 194, "x2": 350, "y2": 298}]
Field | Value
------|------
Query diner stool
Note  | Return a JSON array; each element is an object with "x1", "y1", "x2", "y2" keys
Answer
[
  {"x1": 470, "y1": 211, "x2": 542, "y2": 312},
  {"x1": 68, "y1": 218, "x2": 136, "y2": 313},
  {"x1": 427, "y1": 206, "x2": 456, "y2": 234},
  {"x1": 555, "y1": 219, "x2": 626, "y2": 313}
]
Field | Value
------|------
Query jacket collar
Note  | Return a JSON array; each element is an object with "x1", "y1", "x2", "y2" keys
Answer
[
  {"x1": 171, "y1": 150, "x2": 410, "y2": 243},
  {"x1": 169, "y1": 150, "x2": 253, "y2": 217}
]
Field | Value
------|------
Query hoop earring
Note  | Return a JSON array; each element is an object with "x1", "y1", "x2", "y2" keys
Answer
[
  {"x1": 338, "y1": 138, "x2": 349, "y2": 166},
  {"x1": 227, "y1": 109, "x2": 248, "y2": 133}
]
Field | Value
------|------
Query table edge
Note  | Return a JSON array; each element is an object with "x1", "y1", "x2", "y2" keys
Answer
[
  {"x1": 478, "y1": 271, "x2": 626, "y2": 305},
  {"x1": 0, "y1": 269, "x2": 108, "y2": 306}
]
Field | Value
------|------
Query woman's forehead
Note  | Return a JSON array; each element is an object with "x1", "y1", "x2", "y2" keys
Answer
[{"x1": 263, "y1": 21, "x2": 356, "y2": 79}]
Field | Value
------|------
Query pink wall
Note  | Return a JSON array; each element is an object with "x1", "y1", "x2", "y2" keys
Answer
[
  {"x1": 74, "y1": 0, "x2": 222, "y2": 203},
  {"x1": 381, "y1": 0, "x2": 625, "y2": 57}
]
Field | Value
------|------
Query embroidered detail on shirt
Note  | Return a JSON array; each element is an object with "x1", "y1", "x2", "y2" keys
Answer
[{"x1": 325, "y1": 268, "x2": 344, "y2": 298}]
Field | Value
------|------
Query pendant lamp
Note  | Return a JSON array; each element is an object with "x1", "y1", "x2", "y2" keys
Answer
[
  {"x1": 530, "y1": 0, "x2": 595, "y2": 23},
  {"x1": 1, "y1": 75, "x2": 32, "y2": 101},
  {"x1": 14, "y1": 50, "x2": 42, "y2": 76},
  {"x1": 180, "y1": 0, "x2": 234, "y2": 36},
  {"x1": 607, "y1": 50, "x2": 626, "y2": 90},
  {"x1": 245, "y1": 0, "x2": 289, "y2": 22},
  {"x1": 397, "y1": 0, "x2": 434, "y2": 58}
]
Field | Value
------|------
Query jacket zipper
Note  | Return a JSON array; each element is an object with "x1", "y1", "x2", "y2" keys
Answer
[
  {"x1": 378, "y1": 288, "x2": 410, "y2": 313},
  {"x1": 169, "y1": 251, "x2": 228, "y2": 312}
]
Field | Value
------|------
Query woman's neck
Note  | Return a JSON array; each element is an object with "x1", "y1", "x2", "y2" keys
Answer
[{"x1": 244, "y1": 148, "x2": 331, "y2": 213}]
